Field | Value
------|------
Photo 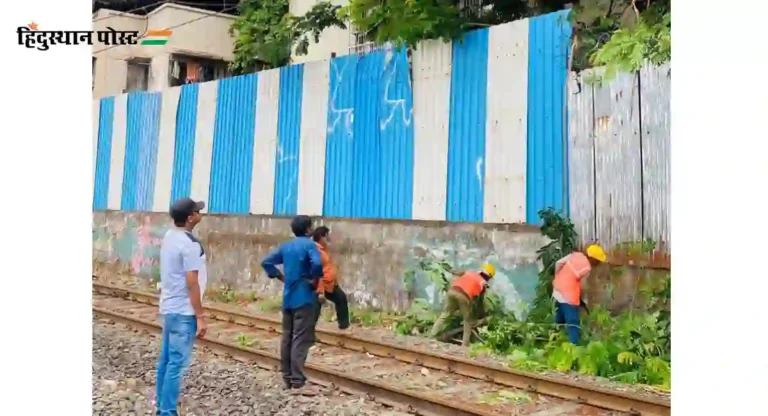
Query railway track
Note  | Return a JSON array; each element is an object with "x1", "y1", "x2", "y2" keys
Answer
[{"x1": 93, "y1": 281, "x2": 670, "y2": 416}]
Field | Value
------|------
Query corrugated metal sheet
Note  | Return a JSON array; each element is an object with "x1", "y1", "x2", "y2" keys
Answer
[
  {"x1": 323, "y1": 55, "x2": 358, "y2": 217},
  {"x1": 250, "y1": 69, "x2": 280, "y2": 214},
  {"x1": 93, "y1": 97, "x2": 114, "y2": 210},
  {"x1": 153, "y1": 86, "x2": 181, "y2": 212},
  {"x1": 567, "y1": 69, "x2": 596, "y2": 244},
  {"x1": 190, "y1": 80, "x2": 218, "y2": 211},
  {"x1": 170, "y1": 83, "x2": 199, "y2": 203},
  {"x1": 484, "y1": 19, "x2": 528, "y2": 224},
  {"x1": 209, "y1": 74, "x2": 258, "y2": 214},
  {"x1": 377, "y1": 47, "x2": 414, "y2": 219},
  {"x1": 526, "y1": 10, "x2": 571, "y2": 223},
  {"x1": 121, "y1": 91, "x2": 162, "y2": 211},
  {"x1": 351, "y1": 51, "x2": 386, "y2": 218},
  {"x1": 297, "y1": 60, "x2": 330, "y2": 216},
  {"x1": 92, "y1": 100, "x2": 100, "y2": 195},
  {"x1": 640, "y1": 62, "x2": 671, "y2": 250},
  {"x1": 593, "y1": 70, "x2": 642, "y2": 250},
  {"x1": 108, "y1": 95, "x2": 128, "y2": 210},
  {"x1": 411, "y1": 39, "x2": 452, "y2": 221},
  {"x1": 273, "y1": 64, "x2": 304, "y2": 216},
  {"x1": 446, "y1": 28, "x2": 489, "y2": 222}
]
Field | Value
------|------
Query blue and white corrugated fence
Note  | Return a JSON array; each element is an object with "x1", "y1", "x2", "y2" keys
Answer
[{"x1": 91, "y1": 10, "x2": 571, "y2": 225}]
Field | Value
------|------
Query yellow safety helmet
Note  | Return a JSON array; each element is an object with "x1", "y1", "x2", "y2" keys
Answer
[
  {"x1": 480, "y1": 263, "x2": 496, "y2": 278},
  {"x1": 586, "y1": 244, "x2": 607, "y2": 262}
]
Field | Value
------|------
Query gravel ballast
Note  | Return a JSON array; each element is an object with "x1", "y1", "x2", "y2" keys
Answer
[{"x1": 92, "y1": 317, "x2": 409, "y2": 416}]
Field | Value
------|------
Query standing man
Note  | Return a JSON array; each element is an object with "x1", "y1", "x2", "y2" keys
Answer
[
  {"x1": 552, "y1": 244, "x2": 606, "y2": 344},
  {"x1": 261, "y1": 215, "x2": 324, "y2": 395},
  {"x1": 312, "y1": 226, "x2": 350, "y2": 330},
  {"x1": 156, "y1": 198, "x2": 208, "y2": 416},
  {"x1": 429, "y1": 264, "x2": 496, "y2": 346}
]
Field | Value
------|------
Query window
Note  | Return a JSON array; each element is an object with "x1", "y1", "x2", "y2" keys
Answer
[
  {"x1": 349, "y1": 28, "x2": 388, "y2": 56},
  {"x1": 125, "y1": 58, "x2": 150, "y2": 93},
  {"x1": 168, "y1": 54, "x2": 230, "y2": 87}
]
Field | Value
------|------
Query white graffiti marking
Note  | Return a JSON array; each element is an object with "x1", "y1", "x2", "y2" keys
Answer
[
  {"x1": 327, "y1": 59, "x2": 354, "y2": 138},
  {"x1": 380, "y1": 51, "x2": 413, "y2": 132}
]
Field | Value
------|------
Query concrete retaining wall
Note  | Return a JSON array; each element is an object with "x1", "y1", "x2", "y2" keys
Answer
[{"x1": 92, "y1": 211, "x2": 668, "y2": 317}]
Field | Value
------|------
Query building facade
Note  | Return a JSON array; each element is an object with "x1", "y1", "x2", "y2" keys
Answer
[{"x1": 92, "y1": 3, "x2": 236, "y2": 99}]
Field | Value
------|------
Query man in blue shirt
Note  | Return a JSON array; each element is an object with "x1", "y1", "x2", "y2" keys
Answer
[{"x1": 261, "y1": 215, "x2": 324, "y2": 394}]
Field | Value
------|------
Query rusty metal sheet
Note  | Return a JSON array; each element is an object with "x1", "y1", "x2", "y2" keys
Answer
[
  {"x1": 640, "y1": 63, "x2": 671, "y2": 252},
  {"x1": 593, "y1": 70, "x2": 643, "y2": 250},
  {"x1": 567, "y1": 70, "x2": 596, "y2": 245}
]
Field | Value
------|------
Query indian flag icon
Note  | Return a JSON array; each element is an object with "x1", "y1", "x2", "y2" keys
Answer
[{"x1": 141, "y1": 29, "x2": 172, "y2": 46}]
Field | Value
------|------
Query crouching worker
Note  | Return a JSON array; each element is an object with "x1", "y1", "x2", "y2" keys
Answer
[
  {"x1": 552, "y1": 244, "x2": 606, "y2": 345},
  {"x1": 261, "y1": 215, "x2": 323, "y2": 395},
  {"x1": 429, "y1": 264, "x2": 495, "y2": 346},
  {"x1": 312, "y1": 226, "x2": 350, "y2": 330}
]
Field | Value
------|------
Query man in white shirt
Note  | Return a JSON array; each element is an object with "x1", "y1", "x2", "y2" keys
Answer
[{"x1": 155, "y1": 198, "x2": 208, "y2": 416}]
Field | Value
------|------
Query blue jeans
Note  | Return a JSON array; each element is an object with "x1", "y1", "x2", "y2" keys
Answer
[
  {"x1": 156, "y1": 314, "x2": 197, "y2": 416},
  {"x1": 554, "y1": 302, "x2": 581, "y2": 344}
]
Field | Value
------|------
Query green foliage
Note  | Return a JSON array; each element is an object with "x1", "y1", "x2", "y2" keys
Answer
[
  {"x1": 339, "y1": 0, "x2": 466, "y2": 49},
  {"x1": 230, "y1": 0, "x2": 345, "y2": 72},
  {"x1": 570, "y1": 0, "x2": 671, "y2": 79},
  {"x1": 529, "y1": 208, "x2": 578, "y2": 321},
  {"x1": 477, "y1": 273, "x2": 671, "y2": 389},
  {"x1": 395, "y1": 207, "x2": 670, "y2": 389}
]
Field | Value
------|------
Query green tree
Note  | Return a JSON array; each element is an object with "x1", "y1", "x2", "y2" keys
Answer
[
  {"x1": 570, "y1": 0, "x2": 671, "y2": 79},
  {"x1": 230, "y1": 0, "x2": 346, "y2": 73},
  {"x1": 340, "y1": 0, "x2": 669, "y2": 79}
]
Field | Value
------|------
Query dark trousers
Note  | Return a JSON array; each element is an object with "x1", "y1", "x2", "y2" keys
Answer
[
  {"x1": 315, "y1": 285, "x2": 350, "y2": 329},
  {"x1": 280, "y1": 305, "x2": 316, "y2": 388},
  {"x1": 554, "y1": 301, "x2": 581, "y2": 344}
]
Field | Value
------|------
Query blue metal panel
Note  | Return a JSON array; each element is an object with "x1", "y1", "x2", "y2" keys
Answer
[
  {"x1": 273, "y1": 64, "x2": 304, "y2": 216},
  {"x1": 170, "y1": 84, "x2": 199, "y2": 203},
  {"x1": 208, "y1": 74, "x2": 258, "y2": 214},
  {"x1": 376, "y1": 47, "x2": 414, "y2": 219},
  {"x1": 446, "y1": 28, "x2": 489, "y2": 222},
  {"x1": 121, "y1": 92, "x2": 162, "y2": 211},
  {"x1": 323, "y1": 50, "x2": 416, "y2": 220},
  {"x1": 526, "y1": 10, "x2": 572, "y2": 223},
  {"x1": 323, "y1": 55, "x2": 357, "y2": 217},
  {"x1": 351, "y1": 51, "x2": 385, "y2": 218},
  {"x1": 93, "y1": 97, "x2": 114, "y2": 210}
]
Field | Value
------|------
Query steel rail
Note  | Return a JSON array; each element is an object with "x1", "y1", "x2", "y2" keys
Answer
[
  {"x1": 93, "y1": 306, "x2": 497, "y2": 416},
  {"x1": 93, "y1": 281, "x2": 671, "y2": 415}
]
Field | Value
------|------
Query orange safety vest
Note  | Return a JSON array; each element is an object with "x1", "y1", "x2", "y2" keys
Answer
[
  {"x1": 451, "y1": 272, "x2": 487, "y2": 299},
  {"x1": 315, "y1": 243, "x2": 338, "y2": 294},
  {"x1": 552, "y1": 252, "x2": 592, "y2": 305}
]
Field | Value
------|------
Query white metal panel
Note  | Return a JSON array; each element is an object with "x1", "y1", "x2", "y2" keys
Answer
[
  {"x1": 484, "y1": 19, "x2": 529, "y2": 223},
  {"x1": 92, "y1": 100, "x2": 100, "y2": 195},
  {"x1": 593, "y1": 70, "x2": 642, "y2": 249},
  {"x1": 568, "y1": 69, "x2": 596, "y2": 245},
  {"x1": 107, "y1": 94, "x2": 127, "y2": 210},
  {"x1": 190, "y1": 80, "x2": 218, "y2": 212},
  {"x1": 152, "y1": 86, "x2": 181, "y2": 212},
  {"x1": 297, "y1": 60, "x2": 330, "y2": 216},
  {"x1": 411, "y1": 39, "x2": 452, "y2": 221},
  {"x1": 250, "y1": 69, "x2": 280, "y2": 215},
  {"x1": 640, "y1": 62, "x2": 671, "y2": 251}
]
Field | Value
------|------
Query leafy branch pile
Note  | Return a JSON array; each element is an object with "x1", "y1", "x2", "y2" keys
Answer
[{"x1": 395, "y1": 208, "x2": 670, "y2": 389}]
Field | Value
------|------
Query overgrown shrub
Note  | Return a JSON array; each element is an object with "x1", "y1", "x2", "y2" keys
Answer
[{"x1": 394, "y1": 208, "x2": 671, "y2": 389}]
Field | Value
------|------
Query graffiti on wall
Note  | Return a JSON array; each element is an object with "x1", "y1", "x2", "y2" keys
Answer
[
  {"x1": 403, "y1": 233, "x2": 543, "y2": 321},
  {"x1": 93, "y1": 216, "x2": 167, "y2": 277}
]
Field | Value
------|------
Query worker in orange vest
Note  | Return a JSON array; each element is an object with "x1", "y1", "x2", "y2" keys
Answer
[
  {"x1": 429, "y1": 264, "x2": 496, "y2": 346},
  {"x1": 552, "y1": 244, "x2": 607, "y2": 344}
]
